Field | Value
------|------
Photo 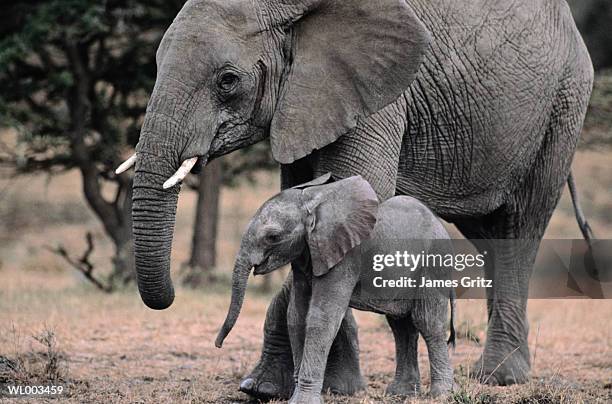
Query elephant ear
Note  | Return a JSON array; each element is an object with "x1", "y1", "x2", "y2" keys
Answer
[
  {"x1": 301, "y1": 176, "x2": 379, "y2": 277},
  {"x1": 292, "y1": 172, "x2": 333, "y2": 189},
  {"x1": 268, "y1": 0, "x2": 431, "y2": 164}
]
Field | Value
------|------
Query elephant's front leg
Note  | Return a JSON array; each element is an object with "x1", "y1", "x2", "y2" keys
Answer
[
  {"x1": 239, "y1": 276, "x2": 296, "y2": 399},
  {"x1": 322, "y1": 309, "x2": 364, "y2": 395},
  {"x1": 288, "y1": 265, "x2": 312, "y2": 383},
  {"x1": 291, "y1": 266, "x2": 360, "y2": 404},
  {"x1": 240, "y1": 263, "x2": 363, "y2": 400}
]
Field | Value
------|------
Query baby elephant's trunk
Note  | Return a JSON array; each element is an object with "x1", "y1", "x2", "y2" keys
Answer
[
  {"x1": 215, "y1": 256, "x2": 252, "y2": 348},
  {"x1": 447, "y1": 288, "x2": 456, "y2": 349}
]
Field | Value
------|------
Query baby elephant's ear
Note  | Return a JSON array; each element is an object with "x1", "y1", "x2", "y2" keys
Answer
[
  {"x1": 292, "y1": 172, "x2": 333, "y2": 190},
  {"x1": 302, "y1": 176, "x2": 379, "y2": 277}
]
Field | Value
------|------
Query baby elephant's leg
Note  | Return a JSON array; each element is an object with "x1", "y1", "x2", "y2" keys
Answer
[
  {"x1": 412, "y1": 300, "x2": 453, "y2": 397},
  {"x1": 422, "y1": 332, "x2": 453, "y2": 396},
  {"x1": 290, "y1": 268, "x2": 359, "y2": 404},
  {"x1": 323, "y1": 309, "x2": 365, "y2": 395},
  {"x1": 385, "y1": 316, "x2": 420, "y2": 396},
  {"x1": 288, "y1": 268, "x2": 312, "y2": 383}
]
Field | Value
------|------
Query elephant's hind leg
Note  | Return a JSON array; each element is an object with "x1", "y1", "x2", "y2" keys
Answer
[
  {"x1": 412, "y1": 296, "x2": 453, "y2": 396},
  {"x1": 385, "y1": 315, "x2": 421, "y2": 396},
  {"x1": 455, "y1": 214, "x2": 538, "y2": 387},
  {"x1": 455, "y1": 68, "x2": 593, "y2": 386}
]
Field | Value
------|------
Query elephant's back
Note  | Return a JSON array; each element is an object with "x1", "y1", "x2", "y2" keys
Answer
[
  {"x1": 395, "y1": 0, "x2": 590, "y2": 218},
  {"x1": 372, "y1": 196, "x2": 449, "y2": 241}
]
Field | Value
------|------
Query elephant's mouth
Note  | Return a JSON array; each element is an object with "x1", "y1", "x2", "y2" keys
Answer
[{"x1": 253, "y1": 256, "x2": 271, "y2": 275}]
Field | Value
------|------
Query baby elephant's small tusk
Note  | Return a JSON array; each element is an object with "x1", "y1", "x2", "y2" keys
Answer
[
  {"x1": 115, "y1": 153, "x2": 137, "y2": 175},
  {"x1": 163, "y1": 157, "x2": 199, "y2": 189}
]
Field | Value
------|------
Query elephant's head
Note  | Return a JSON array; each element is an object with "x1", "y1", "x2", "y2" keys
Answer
[
  {"x1": 215, "y1": 173, "x2": 379, "y2": 347},
  {"x1": 123, "y1": 0, "x2": 430, "y2": 310}
]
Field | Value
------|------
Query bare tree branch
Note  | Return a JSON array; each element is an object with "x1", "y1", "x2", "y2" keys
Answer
[{"x1": 44, "y1": 232, "x2": 113, "y2": 293}]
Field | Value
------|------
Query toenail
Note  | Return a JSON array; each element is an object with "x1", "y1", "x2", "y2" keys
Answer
[
  {"x1": 258, "y1": 381, "x2": 278, "y2": 395},
  {"x1": 240, "y1": 378, "x2": 255, "y2": 392}
]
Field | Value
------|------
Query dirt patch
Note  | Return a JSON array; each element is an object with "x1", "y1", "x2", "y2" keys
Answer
[{"x1": 0, "y1": 272, "x2": 610, "y2": 403}]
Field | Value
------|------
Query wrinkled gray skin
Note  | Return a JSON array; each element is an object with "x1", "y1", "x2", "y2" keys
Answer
[
  {"x1": 129, "y1": 0, "x2": 593, "y2": 398},
  {"x1": 216, "y1": 175, "x2": 457, "y2": 402}
]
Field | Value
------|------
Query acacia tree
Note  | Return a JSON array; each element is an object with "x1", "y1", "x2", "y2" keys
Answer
[
  {"x1": 0, "y1": 0, "x2": 185, "y2": 286},
  {"x1": 0, "y1": 1, "x2": 278, "y2": 289}
]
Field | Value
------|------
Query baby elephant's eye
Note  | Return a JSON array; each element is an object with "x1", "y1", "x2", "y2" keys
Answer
[
  {"x1": 265, "y1": 232, "x2": 282, "y2": 244},
  {"x1": 217, "y1": 72, "x2": 240, "y2": 92}
]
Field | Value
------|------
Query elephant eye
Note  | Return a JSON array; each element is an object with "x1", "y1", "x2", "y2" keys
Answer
[
  {"x1": 265, "y1": 232, "x2": 282, "y2": 244},
  {"x1": 217, "y1": 72, "x2": 240, "y2": 93}
]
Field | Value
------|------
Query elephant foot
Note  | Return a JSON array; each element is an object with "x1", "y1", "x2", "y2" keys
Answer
[
  {"x1": 468, "y1": 349, "x2": 530, "y2": 386},
  {"x1": 240, "y1": 353, "x2": 295, "y2": 400},
  {"x1": 289, "y1": 389, "x2": 324, "y2": 404},
  {"x1": 322, "y1": 365, "x2": 366, "y2": 396},
  {"x1": 385, "y1": 380, "x2": 419, "y2": 397},
  {"x1": 428, "y1": 381, "x2": 453, "y2": 398}
]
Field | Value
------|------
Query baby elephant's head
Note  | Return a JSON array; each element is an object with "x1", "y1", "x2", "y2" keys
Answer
[{"x1": 215, "y1": 173, "x2": 379, "y2": 347}]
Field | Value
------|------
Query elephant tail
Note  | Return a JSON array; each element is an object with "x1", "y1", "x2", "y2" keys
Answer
[
  {"x1": 447, "y1": 287, "x2": 456, "y2": 350},
  {"x1": 567, "y1": 171, "x2": 595, "y2": 247}
]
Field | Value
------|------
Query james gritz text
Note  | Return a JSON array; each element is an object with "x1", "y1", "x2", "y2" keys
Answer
[{"x1": 372, "y1": 276, "x2": 493, "y2": 288}]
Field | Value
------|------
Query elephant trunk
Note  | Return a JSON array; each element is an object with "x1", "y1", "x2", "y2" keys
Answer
[
  {"x1": 215, "y1": 254, "x2": 252, "y2": 348},
  {"x1": 132, "y1": 152, "x2": 180, "y2": 310}
]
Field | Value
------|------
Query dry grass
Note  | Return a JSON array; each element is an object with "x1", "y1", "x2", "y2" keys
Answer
[
  {"x1": 0, "y1": 150, "x2": 611, "y2": 403},
  {"x1": 0, "y1": 278, "x2": 610, "y2": 403},
  {"x1": 0, "y1": 327, "x2": 67, "y2": 386}
]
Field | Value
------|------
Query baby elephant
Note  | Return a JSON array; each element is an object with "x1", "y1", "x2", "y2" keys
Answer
[{"x1": 216, "y1": 173, "x2": 455, "y2": 403}]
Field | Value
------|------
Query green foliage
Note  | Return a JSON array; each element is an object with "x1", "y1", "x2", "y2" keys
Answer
[
  {"x1": 0, "y1": 0, "x2": 277, "y2": 283},
  {"x1": 0, "y1": 0, "x2": 277, "y2": 182},
  {"x1": 0, "y1": 0, "x2": 186, "y2": 171},
  {"x1": 0, "y1": 1, "x2": 188, "y2": 280},
  {"x1": 581, "y1": 69, "x2": 612, "y2": 149}
]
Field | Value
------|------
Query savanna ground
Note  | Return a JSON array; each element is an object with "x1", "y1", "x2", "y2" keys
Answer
[{"x1": 0, "y1": 150, "x2": 611, "y2": 403}]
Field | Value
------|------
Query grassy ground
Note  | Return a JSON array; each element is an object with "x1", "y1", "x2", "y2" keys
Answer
[
  {"x1": 0, "y1": 150, "x2": 611, "y2": 403},
  {"x1": 1, "y1": 275, "x2": 610, "y2": 403}
]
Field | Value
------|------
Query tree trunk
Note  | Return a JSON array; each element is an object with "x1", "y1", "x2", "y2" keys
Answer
[
  {"x1": 79, "y1": 164, "x2": 135, "y2": 288},
  {"x1": 110, "y1": 236, "x2": 135, "y2": 286},
  {"x1": 183, "y1": 158, "x2": 223, "y2": 287},
  {"x1": 65, "y1": 42, "x2": 136, "y2": 290},
  {"x1": 109, "y1": 179, "x2": 135, "y2": 286}
]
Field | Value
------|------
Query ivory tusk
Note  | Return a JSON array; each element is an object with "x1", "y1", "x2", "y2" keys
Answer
[
  {"x1": 163, "y1": 157, "x2": 199, "y2": 189},
  {"x1": 115, "y1": 153, "x2": 137, "y2": 175}
]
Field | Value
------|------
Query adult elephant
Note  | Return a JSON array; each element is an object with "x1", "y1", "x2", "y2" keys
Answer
[{"x1": 118, "y1": 0, "x2": 594, "y2": 399}]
